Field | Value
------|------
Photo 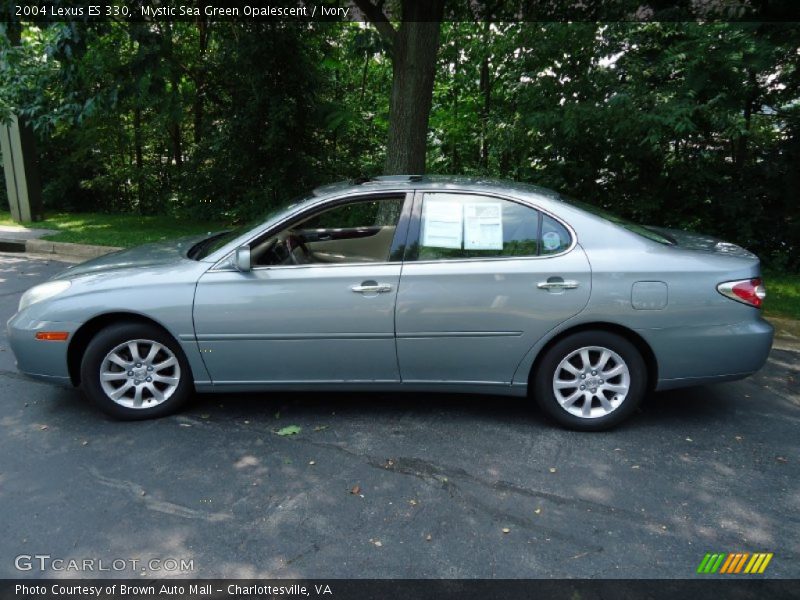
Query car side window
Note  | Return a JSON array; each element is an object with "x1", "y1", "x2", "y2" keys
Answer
[
  {"x1": 413, "y1": 193, "x2": 544, "y2": 261},
  {"x1": 251, "y1": 197, "x2": 404, "y2": 267},
  {"x1": 540, "y1": 214, "x2": 571, "y2": 255}
]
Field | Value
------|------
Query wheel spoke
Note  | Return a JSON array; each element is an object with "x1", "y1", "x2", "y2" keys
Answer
[
  {"x1": 127, "y1": 342, "x2": 141, "y2": 362},
  {"x1": 109, "y1": 381, "x2": 133, "y2": 400},
  {"x1": 145, "y1": 383, "x2": 164, "y2": 403},
  {"x1": 604, "y1": 383, "x2": 628, "y2": 393},
  {"x1": 560, "y1": 389, "x2": 582, "y2": 408},
  {"x1": 153, "y1": 356, "x2": 177, "y2": 371},
  {"x1": 132, "y1": 385, "x2": 144, "y2": 408},
  {"x1": 554, "y1": 378, "x2": 578, "y2": 389},
  {"x1": 143, "y1": 343, "x2": 160, "y2": 364},
  {"x1": 595, "y1": 350, "x2": 610, "y2": 370},
  {"x1": 560, "y1": 361, "x2": 580, "y2": 375},
  {"x1": 581, "y1": 394, "x2": 593, "y2": 417},
  {"x1": 579, "y1": 349, "x2": 591, "y2": 370},
  {"x1": 598, "y1": 395, "x2": 614, "y2": 412},
  {"x1": 602, "y1": 364, "x2": 626, "y2": 378},
  {"x1": 107, "y1": 352, "x2": 129, "y2": 369},
  {"x1": 101, "y1": 371, "x2": 128, "y2": 381},
  {"x1": 153, "y1": 374, "x2": 179, "y2": 386}
]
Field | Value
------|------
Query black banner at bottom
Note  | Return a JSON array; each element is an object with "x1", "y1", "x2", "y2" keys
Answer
[{"x1": 2, "y1": 579, "x2": 799, "y2": 600}]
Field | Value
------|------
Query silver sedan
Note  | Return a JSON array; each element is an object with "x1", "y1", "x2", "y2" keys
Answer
[{"x1": 7, "y1": 176, "x2": 773, "y2": 430}]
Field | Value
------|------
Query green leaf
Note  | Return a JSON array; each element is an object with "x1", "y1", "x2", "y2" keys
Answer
[{"x1": 275, "y1": 425, "x2": 301, "y2": 436}]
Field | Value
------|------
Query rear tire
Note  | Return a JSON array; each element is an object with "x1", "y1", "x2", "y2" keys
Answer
[
  {"x1": 80, "y1": 322, "x2": 193, "y2": 420},
  {"x1": 533, "y1": 330, "x2": 647, "y2": 431}
]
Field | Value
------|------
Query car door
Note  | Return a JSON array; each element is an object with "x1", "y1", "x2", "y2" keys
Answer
[
  {"x1": 193, "y1": 193, "x2": 411, "y2": 385},
  {"x1": 395, "y1": 191, "x2": 591, "y2": 385}
]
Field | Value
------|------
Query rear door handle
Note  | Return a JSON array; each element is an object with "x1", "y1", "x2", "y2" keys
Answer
[
  {"x1": 537, "y1": 280, "x2": 580, "y2": 290},
  {"x1": 351, "y1": 282, "x2": 393, "y2": 294}
]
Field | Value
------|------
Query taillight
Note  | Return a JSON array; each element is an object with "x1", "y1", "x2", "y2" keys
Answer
[{"x1": 717, "y1": 278, "x2": 766, "y2": 308}]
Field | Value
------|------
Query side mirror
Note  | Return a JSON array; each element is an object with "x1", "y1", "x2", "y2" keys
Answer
[{"x1": 234, "y1": 245, "x2": 251, "y2": 272}]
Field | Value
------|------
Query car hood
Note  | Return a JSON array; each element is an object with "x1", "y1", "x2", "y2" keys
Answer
[{"x1": 53, "y1": 234, "x2": 212, "y2": 279}]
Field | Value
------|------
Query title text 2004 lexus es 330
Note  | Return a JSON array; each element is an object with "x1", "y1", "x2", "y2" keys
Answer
[{"x1": 7, "y1": 176, "x2": 773, "y2": 430}]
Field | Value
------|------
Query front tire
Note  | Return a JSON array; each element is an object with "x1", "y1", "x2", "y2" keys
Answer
[
  {"x1": 533, "y1": 331, "x2": 647, "y2": 431},
  {"x1": 80, "y1": 322, "x2": 193, "y2": 420}
]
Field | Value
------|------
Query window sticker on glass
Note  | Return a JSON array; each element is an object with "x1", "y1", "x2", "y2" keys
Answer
[
  {"x1": 542, "y1": 230, "x2": 562, "y2": 252},
  {"x1": 464, "y1": 202, "x2": 503, "y2": 250},
  {"x1": 421, "y1": 200, "x2": 463, "y2": 249}
]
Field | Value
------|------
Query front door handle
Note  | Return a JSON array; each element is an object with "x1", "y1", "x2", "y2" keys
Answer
[
  {"x1": 351, "y1": 281, "x2": 393, "y2": 294},
  {"x1": 537, "y1": 279, "x2": 580, "y2": 290}
]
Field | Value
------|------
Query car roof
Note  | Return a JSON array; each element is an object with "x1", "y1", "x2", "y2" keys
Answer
[{"x1": 312, "y1": 175, "x2": 564, "y2": 202}]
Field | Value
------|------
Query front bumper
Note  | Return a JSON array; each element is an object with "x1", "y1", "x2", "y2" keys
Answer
[{"x1": 6, "y1": 312, "x2": 81, "y2": 386}]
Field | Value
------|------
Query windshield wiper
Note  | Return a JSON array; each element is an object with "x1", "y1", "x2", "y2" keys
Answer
[{"x1": 188, "y1": 233, "x2": 228, "y2": 260}]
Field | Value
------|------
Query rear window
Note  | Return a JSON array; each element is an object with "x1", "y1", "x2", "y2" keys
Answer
[{"x1": 562, "y1": 197, "x2": 674, "y2": 245}]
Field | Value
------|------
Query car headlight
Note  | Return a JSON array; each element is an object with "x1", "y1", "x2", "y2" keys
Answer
[{"x1": 18, "y1": 280, "x2": 72, "y2": 312}]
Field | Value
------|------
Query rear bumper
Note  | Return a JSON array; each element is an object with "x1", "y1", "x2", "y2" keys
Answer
[
  {"x1": 6, "y1": 312, "x2": 80, "y2": 385},
  {"x1": 639, "y1": 317, "x2": 774, "y2": 391}
]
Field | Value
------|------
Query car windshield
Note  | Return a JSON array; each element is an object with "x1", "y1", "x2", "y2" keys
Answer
[
  {"x1": 561, "y1": 196, "x2": 675, "y2": 245},
  {"x1": 188, "y1": 197, "x2": 310, "y2": 260}
]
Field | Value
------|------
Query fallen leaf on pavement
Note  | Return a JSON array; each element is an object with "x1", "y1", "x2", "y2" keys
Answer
[
  {"x1": 502, "y1": 527, "x2": 511, "y2": 534},
  {"x1": 313, "y1": 425, "x2": 328, "y2": 432},
  {"x1": 425, "y1": 534, "x2": 432, "y2": 541},
  {"x1": 351, "y1": 485, "x2": 361, "y2": 495},
  {"x1": 275, "y1": 425, "x2": 301, "y2": 436},
  {"x1": 534, "y1": 508, "x2": 542, "y2": 515},
  {"x1": 308, "y1": 460, "x2": 316, "y2": 465},
  {"x1": 776, "y1": 456, "x2": 788, "y2": 463},
  {"x1": 39, "y1": 425, "x2": 48, "y2": 431},
  {"x1": 548, "y1": 467, "x2": 557, "y2": 473}
]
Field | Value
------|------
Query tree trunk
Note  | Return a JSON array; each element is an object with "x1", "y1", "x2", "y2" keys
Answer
[
  {"x1": 193, "y1": 15, "x2": 208, "y2": 145},
  {"x1": 383, "y1": 0, "x2": 444, "y2": 175},
  {"x1": 170, "y1": 122, "x2": 182, "y2": 167},
  {"x1": 735, "y1": 69, "x2": 757, "y2": 171},
  {"x1": 132, "y1": 107, "x2": 145, "y2": 211},
  {"x1": 478, "y1": 21, "x2": 491, "y2": 170}
]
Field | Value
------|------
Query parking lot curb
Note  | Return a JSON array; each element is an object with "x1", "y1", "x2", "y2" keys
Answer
[{"x1": 0, "y1": 237, "x2": 122, "y2": 260}]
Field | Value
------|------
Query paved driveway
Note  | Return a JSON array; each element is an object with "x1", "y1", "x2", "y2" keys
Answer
[{"x1": 0, "y1": 252, "x2": 798, "y2": 579}]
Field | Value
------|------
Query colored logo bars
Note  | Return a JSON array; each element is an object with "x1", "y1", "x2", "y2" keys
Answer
[{"x1": 697, "y1": 553, "x2": 773, "y2": 574}]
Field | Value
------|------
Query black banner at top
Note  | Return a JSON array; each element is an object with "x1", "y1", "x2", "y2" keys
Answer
[{"x1": 4, "y1": 0, "x2": 800, "y2": 23}]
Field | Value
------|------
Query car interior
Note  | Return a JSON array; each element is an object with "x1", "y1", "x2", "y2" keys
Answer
[{"x1": 250, "y1": 197, "x2": 403, "y2": 266}]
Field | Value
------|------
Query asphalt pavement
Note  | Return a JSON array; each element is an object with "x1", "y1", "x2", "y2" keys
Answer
[{"x1": 0, "y1": 252, "x2": 798, "y2": 579}]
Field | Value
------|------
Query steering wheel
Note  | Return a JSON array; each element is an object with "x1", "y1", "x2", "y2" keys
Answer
[{"x1": 285, "y1": 234, "x2": 312, "y2": 265}]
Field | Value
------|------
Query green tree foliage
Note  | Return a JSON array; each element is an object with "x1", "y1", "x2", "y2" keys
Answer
[
  {"x1": 1, "y1": 20, "x2": 798, "y2": 267},
  {"x1": 429, "y1": 22, "x2": 799, "y2": 269}
]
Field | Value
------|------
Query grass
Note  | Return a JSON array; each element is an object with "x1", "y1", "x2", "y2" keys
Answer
[
  {"x1": 762, "y1": 271, "x2": 800, "y2": 321},
  {"x1": 0, "y1": 211, "x2": 228, "y2": 248}
]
